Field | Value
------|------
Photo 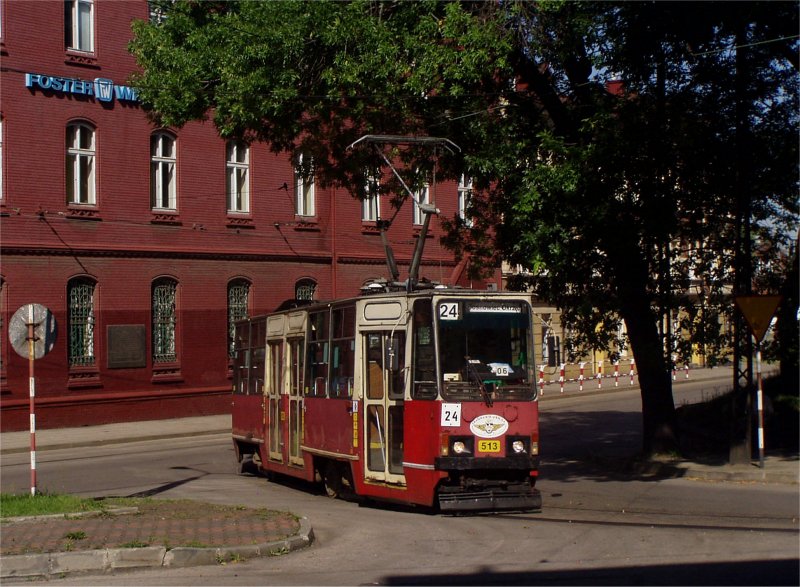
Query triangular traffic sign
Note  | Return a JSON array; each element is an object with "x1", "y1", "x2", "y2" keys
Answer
[{"x1": 734, "y1": 295, "x2": 782, "y2": 343}]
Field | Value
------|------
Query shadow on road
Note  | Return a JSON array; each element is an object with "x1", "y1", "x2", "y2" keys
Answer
[
  {"x1": 380, "y1": 558, "x2": 799, "y2": 586},
  {"x1": 539, "y1": 410, "x2": 684, "y2": 484}
]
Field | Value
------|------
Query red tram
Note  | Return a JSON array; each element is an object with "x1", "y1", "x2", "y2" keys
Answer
[{"x1": 231, "y1": 288, "x2": 542, "y2": 512}]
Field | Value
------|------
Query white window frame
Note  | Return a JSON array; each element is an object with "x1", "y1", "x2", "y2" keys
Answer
[
  {"x1": 151, "y1": 133, "x2": 177, "y2": 210},
  {"x1": 412, "y1": 183, "x2": 430, "y2": 225},
  {"x1": 67, "y1": 0, "x2": 94, "y2": 53},
  {"x1": 362, "y1": 173, "x2": 380, "y2": 222},
  {"x1": 66, "y1": 122, "x2": 96, "y2": 205},
  {"x1": 294, "y1": 153, "x2": 315, "y2": 217},
  {"x1": 458, "y1": 174, "x2": 473, "y2": 227},
  {"x1": 226, "y1": 140, "x2": 250, "y2": 214}
]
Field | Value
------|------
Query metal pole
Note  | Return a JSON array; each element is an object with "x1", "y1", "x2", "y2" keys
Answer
[
  {"x1": 756, "y1": 343, "x2": 765, "y2": 469},
  {"x1": 27, "y1": 305, "x2": 37, "y2": 496}
]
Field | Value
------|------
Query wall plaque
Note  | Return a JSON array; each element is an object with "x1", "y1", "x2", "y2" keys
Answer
[{"x1": 107, "y1": 325, "x2": 146, "y2": 369}]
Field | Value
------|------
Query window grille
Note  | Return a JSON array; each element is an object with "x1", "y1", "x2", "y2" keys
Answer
[
  {"x1": 227, "y1": 280, "x2": 250, "y2": 358},
  {"x1": 152, "y1": 279, "x2": 177, "y2": 363},
  {"x1": 68, "y1": 279, "x2": 95, "y2": 367},
  {"x1": 295, "y1": 280, "x2": 316, "y2": 301}
]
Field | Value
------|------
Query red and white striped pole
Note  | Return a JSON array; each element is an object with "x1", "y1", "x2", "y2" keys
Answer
[
  {"x1": 629, "y1": 359, "x2": 635, "y2": 385},
  {"x1": 614, "y1": 361, "x2": 619, "y2": 387},
  {"x1": 685, "y1": 364, "x2": 690, "y2": 379},
  {"x1": 538, "y1": 365, "x2": 545, "y2": 396},
  {"x1": 597, "y1": 360, "x2": 603, "y2": 389},
  {"x1": 579, "y1": 362, "x2": 586, "y2": 391},
  {"x1": 559, "y1": 363, "x2": 565, "y2": 393},
  {"x1": 27, "y1": 305, "x2": 37, "y2": 496}
]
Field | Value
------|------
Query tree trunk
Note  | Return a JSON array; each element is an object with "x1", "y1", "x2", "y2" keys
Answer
[{"x1": 615, "y1": 255, "x2": 678, "y2": 455}]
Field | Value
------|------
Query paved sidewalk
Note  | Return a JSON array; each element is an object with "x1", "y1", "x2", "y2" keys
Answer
[{"x1": 0, "y1": 510, "x2": 313, "y2": 580}]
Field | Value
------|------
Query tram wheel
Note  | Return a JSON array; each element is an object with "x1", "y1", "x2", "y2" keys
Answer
[{"x1": 323, "y1": 461, "x2": 343, "y2": 498}]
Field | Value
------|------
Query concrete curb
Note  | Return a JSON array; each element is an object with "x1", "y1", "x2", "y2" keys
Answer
[
  {"x1": 631, "y1": 460, "x2": 799, "y2": 485},
  {"x1": 0, "y1": 517, "x2": 313, "y2": 580}
]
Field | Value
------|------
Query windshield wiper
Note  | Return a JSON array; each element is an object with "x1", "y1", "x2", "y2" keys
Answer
[{"x1": 464, "y1": 356, "x2": 493, "y2": 408}]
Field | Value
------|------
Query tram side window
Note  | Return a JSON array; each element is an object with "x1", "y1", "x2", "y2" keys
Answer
[
  {"x1": 412, "y1": 299, "x2": 437, "y2": 399},
  {"x1": 306, "y1": 310, "x2": 329, "y2": 397},
  {"x1": 250, "y1": 319, "x2": 266, "y2": 395},
  {"x1": 330, "y1": 306, "x2": 355, "y2": 399},
  {"x1": 267, "y1": 340, "x2": 283, "y2": 396},
  {"x1": 233, "y1": 321, "x2": 250, "y2": 395},
  {"x1": 289, "y1": 338, "x2": 305, "y2": 396}
]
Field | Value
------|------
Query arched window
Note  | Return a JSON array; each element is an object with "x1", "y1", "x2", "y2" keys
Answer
[
  {"x1": 67, "y1": 277, "x2": 96, "y2": 367},
  {"x1": 152, "y1": 278, "x2": 177, "y2": 363},
  {"x1": 295, "y1": 279, "x2": 316, "y2": 302},
  {"x1": 151, "y1": 132, "x2": 176, "y2": 210},
  {"x1": 66, "y1": 122, "x2": 96, "y2": 205},
  {"x1": 227, "y1": 279, "x2": 250, "y2": 358},
  {"x1": 226, "y1": 140, "x2": 250, "y2": 213}
]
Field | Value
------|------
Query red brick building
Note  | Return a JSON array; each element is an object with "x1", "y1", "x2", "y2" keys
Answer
[{"x1": 0, "y1": 0, "x2": 492, "y2": 431}]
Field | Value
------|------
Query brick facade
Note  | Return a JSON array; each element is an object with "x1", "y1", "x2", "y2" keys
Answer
[{"x1": 0, "y1": 0, "x2": 495, "y2": 430}]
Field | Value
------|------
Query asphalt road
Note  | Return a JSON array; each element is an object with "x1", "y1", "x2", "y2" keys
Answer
[{"x1": 1, "y1": 371, "x2": 797, "y2": 586}]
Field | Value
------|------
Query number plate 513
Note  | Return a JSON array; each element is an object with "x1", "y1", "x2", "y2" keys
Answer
[{"x1": 478, "y1": 439, "x2": 501, "y2": 453}]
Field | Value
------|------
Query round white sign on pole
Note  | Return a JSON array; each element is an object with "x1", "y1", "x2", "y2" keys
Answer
[{"x1": 8, "y1": 304, "x2": 57, "y2": 359}]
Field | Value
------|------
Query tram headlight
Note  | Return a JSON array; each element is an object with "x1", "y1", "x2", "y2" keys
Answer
[
  {"x1": 506, "y1": 435, "x2": 531, "y2": 456},
  {"x1": 453, "y1": 441, "x2": 469, "y2": 454},
  {"x1": 445, "y1": 436, "x2": 474, "y2": 456}
]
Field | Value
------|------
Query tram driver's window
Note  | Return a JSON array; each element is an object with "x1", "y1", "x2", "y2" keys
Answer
[{"x1": 412, "y1": 300, "x2": 437, "y2": 399}]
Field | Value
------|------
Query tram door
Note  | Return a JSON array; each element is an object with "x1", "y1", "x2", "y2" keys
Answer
[
  {"x1": 363, "y1": 331, "x2": 406, "y2": 483},
  {"x1": 287, "y1": 337, "x2": 305, "y2": 465},
  {"x1": 267, "y1": 339, "x2": 284, "y2": 462}
]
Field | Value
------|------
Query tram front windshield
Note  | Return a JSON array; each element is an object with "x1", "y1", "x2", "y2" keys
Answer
[{"x1": 437, "y1": 300, "x2": 535, "y2": 401}]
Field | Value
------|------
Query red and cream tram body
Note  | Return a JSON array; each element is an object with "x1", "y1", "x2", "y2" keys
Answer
[{"x1": 232, "y1": 288, "x2": 541, "y2": 512}]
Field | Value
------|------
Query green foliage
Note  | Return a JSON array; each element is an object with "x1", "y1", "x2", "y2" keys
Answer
[{"x1": 129, "y1": 1, "x2": 799, "y2": 452}]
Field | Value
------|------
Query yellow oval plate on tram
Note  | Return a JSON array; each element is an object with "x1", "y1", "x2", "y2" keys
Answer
[{"x1": 477, "y1": 439, "x2": 501, "y2": 453}]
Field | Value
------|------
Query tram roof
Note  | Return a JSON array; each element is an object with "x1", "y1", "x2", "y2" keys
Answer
[{"x1": 261, "y1": 288, "x2": 534, "y2": 317}]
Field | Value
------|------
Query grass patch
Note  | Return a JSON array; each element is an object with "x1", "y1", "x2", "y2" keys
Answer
[{"x1": 0, "y1": 493, "x2": 104, "y2": 518}]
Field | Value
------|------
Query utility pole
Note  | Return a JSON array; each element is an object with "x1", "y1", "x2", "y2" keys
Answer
[{"x1": 730, "y1": 23, "x2": 754, "y2": 465}]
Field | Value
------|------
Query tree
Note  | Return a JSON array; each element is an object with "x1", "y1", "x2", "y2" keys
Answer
[{"x1": 130, "y1": 0, "x2": 798, "y2": 455}]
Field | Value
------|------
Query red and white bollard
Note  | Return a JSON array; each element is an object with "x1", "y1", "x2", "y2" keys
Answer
[
  {"x1": 539, "y1": 365, "x2": 545, "y2": 396},
  {"x1": 629, "y1": 359, "x2": 635, "y2": 385},
  {"x1": 614, "y1": 361, "x2": 620, "y2": 387},
  {"x1": 597, "y1": 360, "x2": 603, "y2": 389},
  {"x1": 579, "y1": 362, "x2": 586, "y2": 391},
  {"x1": 685, "y1": 364, "x2": 690, "y2": 379},
  {"x1": 559, "y1": 364, "x2": 566, "y2": 393}
]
